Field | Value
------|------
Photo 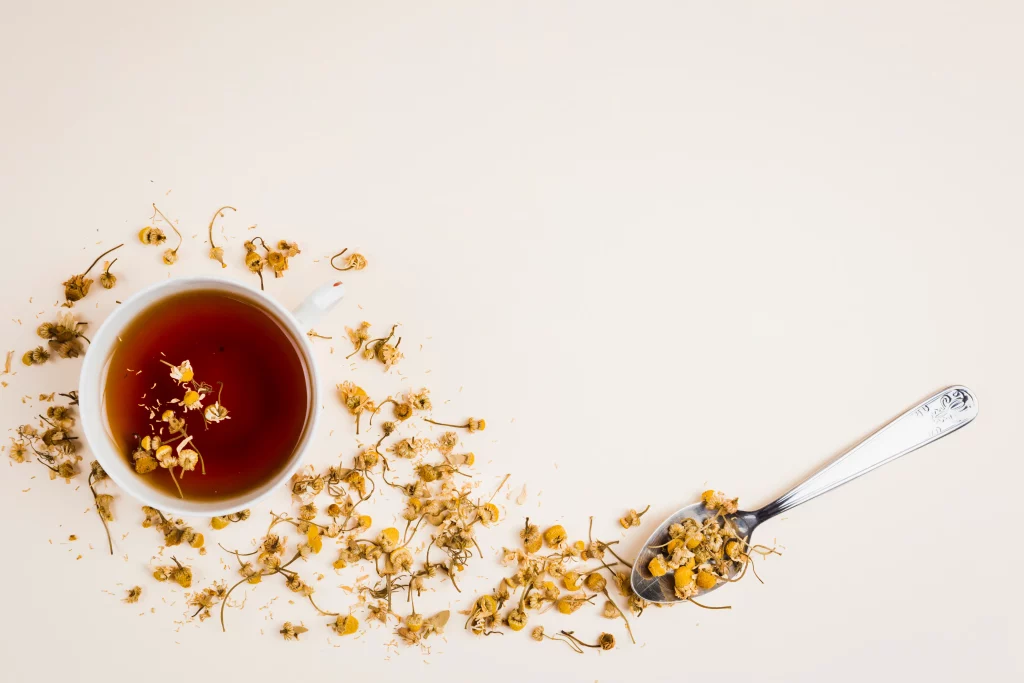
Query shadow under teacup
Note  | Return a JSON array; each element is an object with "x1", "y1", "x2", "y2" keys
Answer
[{"x1": 79, "y1": 277, "x2": 344, "y2": 516}]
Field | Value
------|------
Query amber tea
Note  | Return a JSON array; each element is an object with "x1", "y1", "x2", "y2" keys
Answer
[{"x1": 103, "y1": 289, "x2": 310, "y2": 500}]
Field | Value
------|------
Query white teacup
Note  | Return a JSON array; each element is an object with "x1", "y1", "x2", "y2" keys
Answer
[{"x1": 78, "y1": 276, "x2": 345, "y2": 516}]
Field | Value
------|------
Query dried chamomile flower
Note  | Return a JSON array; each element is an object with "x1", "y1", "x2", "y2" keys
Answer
[
  {"x1": 584, "y1": 572, "x2": 607, "y2": 592},
  {"x1": 94, "y1": 493, "x2": 115, "y2": 521},
  {"x1": 138, "y1": 226, "x2": 167, "y2": 245},
  {"x1": 99, "y1": 259, "x2": 117, "y2": 289},
  {"x1": 330, "y1": 247, "x2": 367, "y2": 271},
  {"x1": 37, "y1": 311, "x2": 88, "y2": 359},
  {"x1": 543, "y1": 524, "x2": 567, "y2": 548},
  {"x1": 278, "y1": 240, "x2": 301, "y2": 258},
  {"x1": 187, "y1": 581, "x2": 228, "y2": 620},
  {"x1": 152, "y1": 204, "x2": 182, "y2": 266},
  {"x1": 244, "y1": 248, "x2": 265, "y2": 287},
  {"x1": 619, "y1": 505, "x2": 650, "y2": 529},
  {"x1": 48, "y1": 407, "x2": 76, "y2": 430},
  {"x1": 377, "y1": 527, "x2": 400, "y2": 553},
  {"x1": 598, "y1": 633, "x2": 616, "y2": 650},
  {"x1": 389, "y1": 436, "x2": 429, "y2": 459},
  {"x1": 531, "y1": 626, "x2": 545, "y2": 642},
  {"x1": 63, "y1": 244, "x2": 123, "y2": 305},
  {"x1": 329, "y1": 614, "x2": 358, "y2": 636},
  {"x1": 425, "y1": 416, "x2": 486, "y2": 432},
  {"x1": 436, "y1": 430, "x2": 459, "y2": 455},
  {"x1": 266, "y1": 248, "x2": 288, "y2": 277},
  {"x1": 346, "y1": 321, "x2": 371, "y2": 352},
  {"x1": 602, "y1": 600, "x2": 621, "y2": 619},
  {"x1": 22, "y1": 346, "x2": 50, "y2": 366},
  {"x1": 506, "y1": 607, "x2": 528, "y2": 631},
  {"x1": 701, "y1": 489, "x2": 739, "y2": 515},
  {"x1": 211, "y1": 509, "x2": 250, "y2": 529},
  {"x1": 123, "y1": 586, "x2": 142, "y2": 604},
  {"x1": 477, "y1": 502, "x2": 500, "y2": 526},
  {"x1": 356, "y1": 324, "x2": 402, "y2": 369},
  {"x1": 8, "y1": 440, "x2": 28, "y2": 463},
  {"x1": 521, "y1": 519, "x2": 542, "y2": 553},
  {"x1": 178, "y1": 448, "x2": 199, "y2": 472},
  {"x1": 153, "y1": 557, "x2": 192, "y2": 588},
  {"x1": 408, "y1": 387, "x2": 432, "y2": 411},
  {"x1": 280, "y1": 622, "x2": 309, "y2": 641},
  {"x1": 164, "y1": 359, "x2": 194, "y2": 384},
  {"x1": 207, "y1": 205, "x2": 236, "y2": 268},
  {"x1": 337, "y1": 381, "x2": 374, "y2": 433},
  {"x1": 181, "y1": 389, "x2": 205, "y2": 411},
  {"x1": 555, "y1": 593, "x2": 594, "y2": 615}
]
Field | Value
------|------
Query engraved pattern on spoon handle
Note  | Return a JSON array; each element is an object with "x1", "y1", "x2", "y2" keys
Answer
[{"x1": 756, "y1": 386, "x2": 978, "y2": 522}]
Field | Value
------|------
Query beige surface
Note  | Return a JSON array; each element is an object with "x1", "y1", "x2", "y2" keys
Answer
[{"x1": 1, "y1": 2, "x2": 1020, "y2": 681}]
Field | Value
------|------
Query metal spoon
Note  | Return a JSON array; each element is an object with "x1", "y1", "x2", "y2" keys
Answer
[{"x1": 631, "y1": 385, "x2": 979, "y2": 604}]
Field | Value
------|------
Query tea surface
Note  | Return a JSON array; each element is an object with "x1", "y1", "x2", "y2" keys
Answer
[{"x1": 104, "y1": 289, "x2": 310, "y2": 500}]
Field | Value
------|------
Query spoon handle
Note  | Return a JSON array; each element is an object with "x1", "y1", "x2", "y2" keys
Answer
[{"x1": 754, "y1": 386, "x2": 978, "y2": 522}]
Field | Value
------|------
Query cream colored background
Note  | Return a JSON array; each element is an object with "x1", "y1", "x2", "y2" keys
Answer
[{"x1": 1, "y1": 2, "x2": 1020, "y2": 681}]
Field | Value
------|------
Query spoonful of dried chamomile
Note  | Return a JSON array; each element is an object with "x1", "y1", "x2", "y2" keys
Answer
[{"x1": 631, "y1": 385, "x2": 978, "y2": 605}]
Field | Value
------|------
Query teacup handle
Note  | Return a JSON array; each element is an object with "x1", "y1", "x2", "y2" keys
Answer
[{"x1": 292, "y1": 281, "x2": 346, "y2": 328}]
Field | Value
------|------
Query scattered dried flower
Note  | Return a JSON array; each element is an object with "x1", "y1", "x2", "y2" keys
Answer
[
  {"x1": 99, "y1": 259, "x2": 117, "y2": 289},
  {"x1": 207, "y1": 205, "x2": 236, "y2": 268},
  {"x1": 618, "y1": 504, "x2": 650, "y2": 529},
  {"x1": 330, "y1": 247, "x2": 367, "y2": 271},
  {"x1": 21, "y1": 346, "x2": 50, "y2": 366},
  {"x1": 280, "y1": 622, "x2": 309, "y2": 640},
  {"x1": 63, "y1": 243, "x2": 123, "y2": 305},
  {"x1": 138, "y1": 226, "x2": 167, "y2": 245},
  {"x1": 152, "y1": 205, "x2": 182, "y2": 266}
]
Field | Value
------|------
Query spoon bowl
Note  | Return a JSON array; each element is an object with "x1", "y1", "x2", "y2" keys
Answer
[{"x1": 631, "y1": 386, "x2": 978, "y2": 604}]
